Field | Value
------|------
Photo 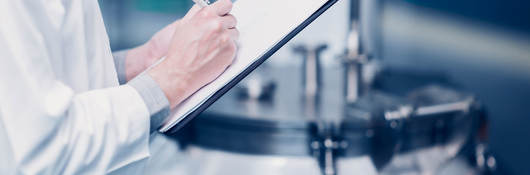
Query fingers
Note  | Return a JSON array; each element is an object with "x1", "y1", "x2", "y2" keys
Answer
[
  {"x1": 219, "y1": 14, "x2": 237, "y2": 29},
  {"x1": 220, "y1": 38, "x2": 238, "y2": 66},
  {"x1": 224, "y1": 29, "x2": 239, "y2": 65},
  {"x1": 209, "y1": 0, "x2": 233, "y2": 16},
  {"x1": 226, "y1": 28, "x2": 239, "y2": 41}
]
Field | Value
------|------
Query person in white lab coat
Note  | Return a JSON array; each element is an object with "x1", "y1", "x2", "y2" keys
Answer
[{"x1": 0, "y1": 0, "x2": 238, "y2": 174}]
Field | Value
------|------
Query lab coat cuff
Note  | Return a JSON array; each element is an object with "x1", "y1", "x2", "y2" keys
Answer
[
  {"x1": 128, "y1": 73, "x2": 170, "y2": 133},
  {"x1": 113, "y1": 50, "x2": 129, "y2": 85}
]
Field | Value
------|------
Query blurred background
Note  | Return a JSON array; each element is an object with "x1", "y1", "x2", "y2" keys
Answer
[{"x1": 99, "y1": 0, "x2": 530, "y2": 174}]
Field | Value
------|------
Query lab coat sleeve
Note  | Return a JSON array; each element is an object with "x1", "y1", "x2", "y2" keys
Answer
[
  {"x1": 0, "y1": 0, "x2": 157, "y2": 173},
  {"x1": 0, "y1": 18, "x2": 152, "y2": 175},
  {"x1": 0, "y1": 77, "x2": 152, "y2": 174},
  {"x1": 64, "y1": 85, "x2": 152, "y2": 174}
]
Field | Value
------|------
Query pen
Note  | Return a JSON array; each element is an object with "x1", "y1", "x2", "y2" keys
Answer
[{"x1": 192, "y1": 0, "x2": 211, "y2": 7}]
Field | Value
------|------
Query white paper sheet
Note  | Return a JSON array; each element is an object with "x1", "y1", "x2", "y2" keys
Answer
[{"x1": 160, "y1": 0, "x2": 330, "y2": 132}]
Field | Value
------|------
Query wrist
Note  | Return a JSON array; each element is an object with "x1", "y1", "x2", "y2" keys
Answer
[
  {"x1": 142, "y1": 40, "x2": 162, "y2": 67},
  {"x1": 135, "y1": 42, "x2": 160, "y2": 71},
  {"x1": 125, "y1": 43, "x2": 158, "y2": 81},
  {"x1": 148, "y1": 60, "x2": 191, "y2": 108}
]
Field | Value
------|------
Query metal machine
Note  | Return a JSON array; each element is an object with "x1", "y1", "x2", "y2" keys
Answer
[{"x1": 169, "y1": 60, "x2": 493, "y2": 175}]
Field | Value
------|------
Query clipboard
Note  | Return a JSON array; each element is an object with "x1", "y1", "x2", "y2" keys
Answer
[{"x1": 161, "y1": 0, "x2": 339, "y2": 133}]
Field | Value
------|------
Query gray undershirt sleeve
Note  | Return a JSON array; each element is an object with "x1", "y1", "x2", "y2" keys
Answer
[
  {"x1": 128, "y1": 73, "x2": 170, "y2": 133},
  {"x1": 112, "y1": 50, "x2": 129, "y2": 85},
  {"x1": 113, "y1": 50, "x2": 170, "y2": 133}
]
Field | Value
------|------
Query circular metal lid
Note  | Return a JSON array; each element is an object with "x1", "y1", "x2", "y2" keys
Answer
[{"x1": 173, "y1": 66, "x2": 481, "y2": 168}]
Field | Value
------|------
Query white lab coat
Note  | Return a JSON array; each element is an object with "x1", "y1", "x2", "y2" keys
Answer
[{"x1": 0, "y1": 0, "x2": 182, "y2": 174}]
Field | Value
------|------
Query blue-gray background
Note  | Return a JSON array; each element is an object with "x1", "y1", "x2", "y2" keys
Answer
[{"x1": 99, "y1": 0, "x2": 530, "y2": 174}]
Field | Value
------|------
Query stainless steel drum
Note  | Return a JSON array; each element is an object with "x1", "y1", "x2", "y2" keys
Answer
[{"x1": 167, "y1": 66, "x2": 488, "y2": 175}]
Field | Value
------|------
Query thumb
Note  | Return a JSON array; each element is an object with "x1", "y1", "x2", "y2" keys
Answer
[
  {"x1": 209, "y1": 0, "x2": 233, "y2": 16},
  {"x1": 183, "y1": 5, "x2": 201, "y2": 21}
]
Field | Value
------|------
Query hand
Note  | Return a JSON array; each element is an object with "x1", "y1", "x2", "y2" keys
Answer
[
  {"x1": 148, "y1": 0, "x2": 239, "y2": 108},
  {"x1": 123, "y1": 20, "x2": 180, "y2": 81}
]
